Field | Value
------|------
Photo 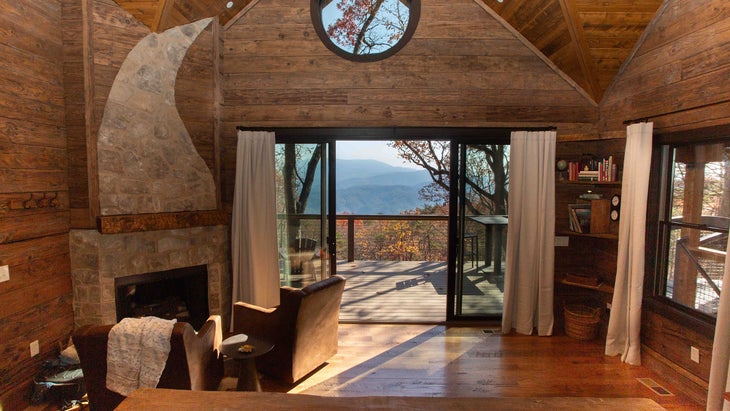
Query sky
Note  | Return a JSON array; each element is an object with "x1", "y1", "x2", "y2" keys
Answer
[{"x1": 336, "y1": 141, "x2": 420, "y2": 169}]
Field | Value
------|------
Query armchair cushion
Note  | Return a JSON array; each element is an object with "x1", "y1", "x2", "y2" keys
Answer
[
  {"x1": 233, "y1": 275, "x2": 346, "y2": 384},
  {"x1": 73, "y1": 315, "x2": 223, "y2": 411}
]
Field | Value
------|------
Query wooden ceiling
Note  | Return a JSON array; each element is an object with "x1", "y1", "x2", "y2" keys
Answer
[{"x1": 112, "y1": 0, "x2": 663, "y2": 103}]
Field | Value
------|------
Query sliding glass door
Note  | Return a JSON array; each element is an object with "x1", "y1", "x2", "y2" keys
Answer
[
  {"x1": 449, "y1": 142, "x2": 509, "y2": 319},
  {"x1": 266, "y1": 127, "x2": 511, "y2": 322},
  {"x1": 274, "y1": 141, "x2": 336, "y2": 287}
]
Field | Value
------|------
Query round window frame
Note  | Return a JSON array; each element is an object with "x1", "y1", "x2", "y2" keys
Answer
[{"x1": 310, "y1": 0, "x2": 421, "y2": 63}]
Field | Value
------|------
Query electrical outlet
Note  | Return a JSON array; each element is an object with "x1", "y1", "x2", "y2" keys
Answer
[
  {"x1": 0, "y1": 265, "x2": 9, "y2": 283},
  {"x1": 30, "y1": 340, "x2": 40, "y2": 357},
  {"x1": 690, "y1": 346, "x2": 700, "y2": 363}
]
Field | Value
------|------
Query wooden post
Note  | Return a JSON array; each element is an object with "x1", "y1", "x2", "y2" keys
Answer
[
  {"x1": 675, "y1": 153, "x2": 703, "y2": 306},
  {"x1": 348, "y1": 217, "x2": 355, "y2": 262}
]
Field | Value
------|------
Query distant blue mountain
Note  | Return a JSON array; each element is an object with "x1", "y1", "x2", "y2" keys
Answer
[
  {"x1": 337, "y1": 160, "x2": 431, "y2": 189},
  {"x1": 303, "y1": 159, "x2": 434, "y2": 214},
  {"x1": 337, "y1": 184, "x2": 425, "y2": 215}
]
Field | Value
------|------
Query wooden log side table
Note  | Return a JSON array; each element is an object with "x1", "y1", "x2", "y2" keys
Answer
[{"x1": 220, "y1": 334, "x2": 274, "y2": 392}]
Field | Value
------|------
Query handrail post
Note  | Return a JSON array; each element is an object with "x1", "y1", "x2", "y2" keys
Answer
[{"x1": 348, "y1": 216, "x2": 355, "y2": 262}]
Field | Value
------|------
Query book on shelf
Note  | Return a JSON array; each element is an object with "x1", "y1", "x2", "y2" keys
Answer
[
  {"x1": 566, "y1": 155, "x2": 618, "y2": 182},
  {"x1": 568, "y1": 200, "x2": 610, "y2": 234},
  {"x1": 568, "y1": 204, "x2": 591, "y2": 233}
]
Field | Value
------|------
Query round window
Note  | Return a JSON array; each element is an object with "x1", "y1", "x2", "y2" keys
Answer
[{"x1": 311, "y1": 0, "x2": 420, "y2": 62}]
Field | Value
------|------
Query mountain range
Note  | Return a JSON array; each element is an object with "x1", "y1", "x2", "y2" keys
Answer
[{"x1": 304, "y1": 159, "x2": 433, "y2": 215}]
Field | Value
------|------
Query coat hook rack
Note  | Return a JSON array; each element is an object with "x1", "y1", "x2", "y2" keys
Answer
[
  {"x1": 23, "y1": 193, "x2": 36, "y2": 209},
  {"x1": 38, "y1": 192, "x2": 50, "y2": 208},
  {"x1": 49, "y1": 192, "x2": 59, "y2": 208}
]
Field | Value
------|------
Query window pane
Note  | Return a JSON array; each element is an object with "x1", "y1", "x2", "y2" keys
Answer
[
  {"x1": 665, "y1": 226, "x2": 724, "y2": 316},
  {"x1": 663, "y1": 142, "x2": 729, "y2": 317},
  {"x1": 671, "y1": 144, "x2": 730, "y2": 222}
]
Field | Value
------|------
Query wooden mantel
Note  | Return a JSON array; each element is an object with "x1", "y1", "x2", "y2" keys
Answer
[{"x1": 97, "y1": 210, "x2": 228, "y2": 234}]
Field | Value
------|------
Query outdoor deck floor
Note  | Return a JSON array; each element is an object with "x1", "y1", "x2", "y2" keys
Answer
[{"x1": 335, "y1": 260, "x2": 504, "y2": 323}]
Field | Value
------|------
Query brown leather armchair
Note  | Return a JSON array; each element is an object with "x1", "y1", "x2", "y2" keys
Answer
[
  {"x1": 233, "y1": 275, "x2": 346, "y2": 384},
  {"x1": 73, "y1": 315, "x2": 224, "y2": 411}
]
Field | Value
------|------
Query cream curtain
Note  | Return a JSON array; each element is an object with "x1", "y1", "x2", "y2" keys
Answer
[
  {"x1": 605, "y1": 122, "x2": 653, "y2": 365},
  {"x1": 707, "y1": 234, "x2": 730, "y2": 410},
  {"x1": 502, "y1": 130, "x2": 556, "y2": 336},
  {"x1": 231, "y1": 130, "x2": 281, "y2": 325}
]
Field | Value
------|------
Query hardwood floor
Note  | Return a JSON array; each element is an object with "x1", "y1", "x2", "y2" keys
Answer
[{"x1": 255, "y1": 324, "x2": 703, "y2": 410}]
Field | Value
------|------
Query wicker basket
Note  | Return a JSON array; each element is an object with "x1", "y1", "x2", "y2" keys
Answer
[{"x1": 564, "y1": 304, "x2": 601, "y2": 340}]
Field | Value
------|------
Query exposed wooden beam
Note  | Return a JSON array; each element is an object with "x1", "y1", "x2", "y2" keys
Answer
[
  {"x1": 474, "y1": 0, "x2": 598, "y2": 106},
  {"x1": 82, "y1": 0, "x2": 100, "y2": 227},
  {"x1": 213, "y1": 16, "x2": 222, "y2": 209},
  {"x1": 152, "y1": 0, "x2": 172, "y2": 32},
  {"x1": 558, "y1": 0, "x2": 602, "y2": 101},
  {"x1": 602, "y1": 0, "x2": 671, "y2": 102},
  {"x1": 97, "y1": 210, "x2": 228, "y2": 234},
  {"x1": 223, "y1": 0, "x2": 262, "y2": 31}
]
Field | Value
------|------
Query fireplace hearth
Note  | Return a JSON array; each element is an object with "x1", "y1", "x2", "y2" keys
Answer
[
  {"x1": 115, "y1": 265, "x2": 209, "y2": 329},
  {"x1": 70, "y1": 226, "x2": 231, "y2": 328}
]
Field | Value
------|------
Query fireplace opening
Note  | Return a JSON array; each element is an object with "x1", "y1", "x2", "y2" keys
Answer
[{"x1": 115, "y1": 265, "x2": 209, "y2": 330}]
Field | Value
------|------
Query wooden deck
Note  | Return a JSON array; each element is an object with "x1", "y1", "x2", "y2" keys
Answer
[{"x1": 335, "y1": 260, "x2": 504, "y2": 323}]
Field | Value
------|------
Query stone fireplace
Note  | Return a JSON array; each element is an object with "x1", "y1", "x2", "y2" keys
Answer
[
  {"x1": 69, "y1": 19, "x2": 232, "y2": 329},
  {"x1": 70, "y1": 226, "x2": 230, "y2": 328}
]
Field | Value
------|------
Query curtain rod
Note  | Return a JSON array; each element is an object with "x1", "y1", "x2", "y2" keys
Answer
[
  {"x1": 236, "y1": 126, "x2": 557, "y2": 132},
  {"x1": 623, "y1": 98, "x2": 730, "y2": 125}
]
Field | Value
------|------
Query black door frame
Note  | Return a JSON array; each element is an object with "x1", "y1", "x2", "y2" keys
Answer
[{"x1": 237, "y1": 126, "x2": 513, "y2": 321}]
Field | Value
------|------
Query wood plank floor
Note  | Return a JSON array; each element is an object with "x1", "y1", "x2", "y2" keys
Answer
[{"x1": 252, "y1": 324, "x2": 703, "y2": 410}]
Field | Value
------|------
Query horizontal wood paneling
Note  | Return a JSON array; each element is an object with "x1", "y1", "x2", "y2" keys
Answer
[
  {"x1": 642, "y1": 307, "x2": 713, "y2": 384},
  {"x1": 0, "y1": 0, "x2": 73, "y2": 408},
  {"x1": 601, "y1": 0, "x2": 730, "y2": 134},
  {"x1": 598, "y1": 0, "x2": 730, "y2": 397},
  {"x1": 220, "y1": 0, "x2": 598, "y2": 204}
]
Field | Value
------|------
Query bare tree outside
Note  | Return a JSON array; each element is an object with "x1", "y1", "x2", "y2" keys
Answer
[
  {"x1": 389, "y1": 141, "x2": 509, "y2": 215},
  {"x1": 324, "y1": 0, "x2": 409, "y2": 55},
  {"x1": 276, "y1": 144, "x2": 322, "y2": 245}
]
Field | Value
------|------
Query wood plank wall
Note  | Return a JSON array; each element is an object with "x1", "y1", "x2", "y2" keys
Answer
[
  {"x1": 65, "y1": 0, "x2": 150, "y2": 228},
  {"x1": 0, "y1": 1, "x2": 73, "y2": 409},
  {"x1": 600, "y1": 0, "x2": 730, "y2": 136},
  {"x1": 219, "y1": 0, "x2": 600, "y2": 205},
  {"x1": 66, "y1": 0, "x2": 219, "y2": 226},
  {"x1": 600, "y1": 0, "x2": 730, "y2": 402},
  {"x1": 0, "y1": 0, "x2": 220, "y2": 407}
]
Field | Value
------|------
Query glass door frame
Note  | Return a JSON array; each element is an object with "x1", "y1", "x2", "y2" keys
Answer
[
  {"x1": 248, "y1": 127, "x2": 513, "y2": 321},
  {"x1": 446, "y1": 135, "x2": 510, "y2": 322},
  {"x1": 270, "y1": 131, "x2": 338, "y2": 278}
]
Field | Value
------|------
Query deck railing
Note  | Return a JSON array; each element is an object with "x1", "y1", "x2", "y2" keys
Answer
[{"x1": 278, "y1": 214, "x2": 449, "y2": 262}]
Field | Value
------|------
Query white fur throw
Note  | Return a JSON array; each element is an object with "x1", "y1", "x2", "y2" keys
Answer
[{"x1": 106, "y1": 317, "x2": 177, "y2": 396}]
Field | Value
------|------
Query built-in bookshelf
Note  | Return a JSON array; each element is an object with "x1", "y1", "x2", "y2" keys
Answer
[
  {"x1": 565, "y1": 155, "x2": 619, "y2": 182},
  {"x1": 554, "y1": 139, "x2": 625, "y2": 340}
]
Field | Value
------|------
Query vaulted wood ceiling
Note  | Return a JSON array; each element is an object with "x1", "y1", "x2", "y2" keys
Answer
[{"x1": 112, "y1": 0, "x2": 663, "y2": 103}]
